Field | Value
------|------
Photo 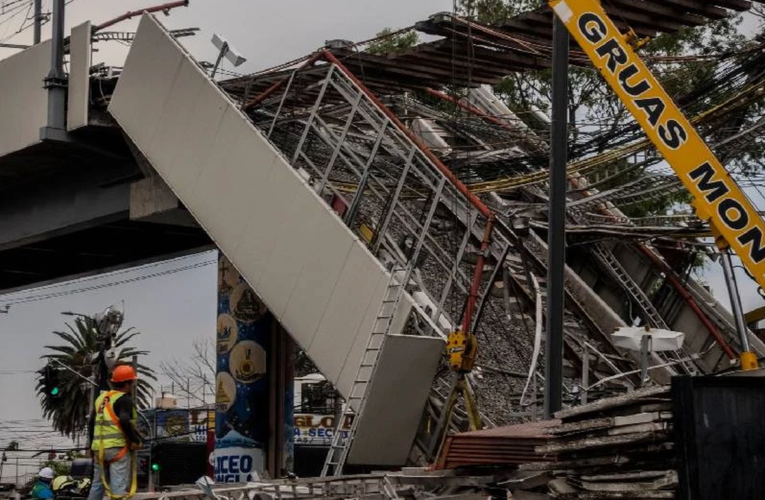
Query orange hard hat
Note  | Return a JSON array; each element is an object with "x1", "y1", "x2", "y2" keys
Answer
[{"x1": 111, "y1": 365, "x2": 138, "y2": 383}]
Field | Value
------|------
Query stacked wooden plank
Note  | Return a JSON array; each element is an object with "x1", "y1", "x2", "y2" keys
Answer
[{"x1": 509, "y1": 386, "x2": 676, "y2": 499}]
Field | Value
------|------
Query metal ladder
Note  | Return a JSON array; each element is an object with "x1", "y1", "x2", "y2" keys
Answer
[
  {"x1": 593, "y1": 243, "x2": 697, "y2": 375},
  {"x1": 320, "y1": 267, "x2": 410, "y2": 476},
  {"x1": 593, "y1": 244, "x2": 667, "y2": 329}
]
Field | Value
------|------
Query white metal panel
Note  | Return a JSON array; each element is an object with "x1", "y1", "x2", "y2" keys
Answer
[
  {"x1": 233, "y1": 160, "x2": 302, "y2": 291},
  {"x1": 110, "y1": 13, "x2": 411, "y2": 406},
  {"x1": 335, "y1": 284, "x2": 415, "y2": 398},
  {"x1": 67, "y1": 22, "x2": 91, "y2": 131},
  {"x1": 206, "y1": 114, "x2": 279, "y2": 252},
  {"x1": 348, "y1": 334, "x2": 444, "y2": 465},
  {"x1": 259, "y1": 190, "x2": 330, "y2": 320},
  {"x1": 141, "y1": 58, "x2": 211, "y2": 177},
  {"x1": 156, "y1": 82, "x2": 229, "y2": 196},
  {"x1": 109, "y1": 18, "x2": 184, "y2": 148},
  {"x1": 190, "y1": 107, "x2": 278, "y2": 251},
  {"x1": 279, "y1": 209, "x2": 355, "y2": 349},
  {"x1": 0, "y1": 41, "x2": 50, "y2": 156},
  {"x1": 308, "y1": 245, "x2": 387, "y2": 385}
]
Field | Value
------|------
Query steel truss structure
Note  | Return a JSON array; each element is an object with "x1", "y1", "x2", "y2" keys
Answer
[{"x1": 231, "y1": 54, "x2": 679, "y2": 464}]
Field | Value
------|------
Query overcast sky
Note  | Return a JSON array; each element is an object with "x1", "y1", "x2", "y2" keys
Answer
[
  {"x1": 1, "y1": 0, "x2": 452, "y2": 71},
  {"x1": 0, "y1": 0, "x2": 764, "y2": 481}
]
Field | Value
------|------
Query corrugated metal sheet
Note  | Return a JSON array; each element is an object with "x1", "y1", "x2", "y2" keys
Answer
[{"x1": 437, "y1": 420, "x2": 560, "y2": 469}]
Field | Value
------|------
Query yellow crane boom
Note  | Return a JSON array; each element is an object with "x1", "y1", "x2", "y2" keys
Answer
[{"x1": 548, "y1": 0, "x2": 762, "y2": 370}]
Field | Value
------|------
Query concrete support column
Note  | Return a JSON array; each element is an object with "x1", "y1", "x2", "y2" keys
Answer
[
  {"x1": 268, "y1": 325, "x2": 295, "y2": 476},
  {"x1": 215, "y1": 254, "x2": 270, "y2": 482}
]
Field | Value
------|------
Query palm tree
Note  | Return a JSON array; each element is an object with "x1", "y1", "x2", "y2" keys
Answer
[{"x1": 36, "y1": 316, "x2": 155, "y2": 440}]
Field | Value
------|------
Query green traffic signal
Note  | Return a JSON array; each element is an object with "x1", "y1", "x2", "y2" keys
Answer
[
  {"x1": 42, "y1": 365, "x2": 62, "y2": 398},
  {"x1": 151, "y1": 463, "x2": 160, "y2": 472}
]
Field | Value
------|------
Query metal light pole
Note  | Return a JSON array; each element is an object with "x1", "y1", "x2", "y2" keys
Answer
[
  {"x1": 33, "y1": 0, "x2": 42, "y2": 45},
  {"x1": 210, "y1": 41, "x2": 228, "y2": 79},
  {"x1": 210, "y1": 33, "x2": 246, "y2": 79},
  {"x1": 545, "y1": 15, "x2": 570, "y2": 418},
  {"x1": 43, "y1": 0, "x2": 66, "y2": 136}
]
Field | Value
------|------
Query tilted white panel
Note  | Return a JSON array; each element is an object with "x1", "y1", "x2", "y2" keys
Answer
[
  {"x1": 67, "y1": 22, "x2": 91, "y2": 131},
  {"x1": 110, "y1": 17, "x2": 444, "y2": 467},
  {"x1": 157, "y1": 82, "x2": 229, "y2": 197},
  {"x1": 334, "y1": 276, "x2": 390, "y2": 398},
  {"x1": 110, "y1": 14, "x2": 393, "y2": 394},
  {"x1": 190, "y1": 107, "x2": 279, "y2": 252},
  {"x1": 279, "y1": 208, "x2": 355, "y2": 349},
  {"x1": 348, "y1": 334, "x2": 444, "y2": 465},
  {"x1": 335, "y1": 284, "x2": 418, "y2": 399},
  {"x1": 308, "y1": 245, "x2": 387, "y2": 385},
  {"x1": 233, "y1": 160, "x2": 302, "y2": 291},
  {"x1": 259, "y1": 189, "x2": 330, "y2": 319},
  {"x1": 140, "y1": 59, "x2": 213, "y2": 186},
  {"x1": 0, "y1": 41, "x2": 50, "y2": 156},
  {"x1": 109, "y1": 19, "x2": 183, "y2": 148}
]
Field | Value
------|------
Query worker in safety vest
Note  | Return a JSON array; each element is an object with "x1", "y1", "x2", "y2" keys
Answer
[
  {"x1": 87, "y1": 365, "x2": 143, "y2": 500},
  {"x1": 31, "y1": 467, "x2": 55, "y2": 499}
]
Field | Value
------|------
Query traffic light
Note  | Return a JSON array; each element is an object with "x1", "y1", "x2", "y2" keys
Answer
[
  {"x1": 151, "y1": 446, "x2": 163, "y2": 474},
  {"x1": 42, "y1": 365, "x2": 62, "y2": 398}
]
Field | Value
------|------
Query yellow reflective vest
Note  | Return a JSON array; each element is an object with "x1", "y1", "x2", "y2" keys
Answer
[{"x1": 91, "y1": 390, "x2": 136, "y2": 451}]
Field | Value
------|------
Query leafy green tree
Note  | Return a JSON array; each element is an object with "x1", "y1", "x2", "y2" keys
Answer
[
  {"x1": 459, "y1": 0, "x2": 540, "y2": 22},
  {"x1": 366, "y1": 28, "x2": 419, "y2": 55},
  {"x1": 37, "y1": 316, "x2": 155, "y2": 440},
  {"x1": 458, "y1": 0, "x2": 747, "y2": 132},
  {"x1": 41, "y1": 459, "x2": 70, "y2": 477}
]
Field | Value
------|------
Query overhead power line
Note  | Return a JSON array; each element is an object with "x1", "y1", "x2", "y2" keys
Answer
[{"x1": 0, "y1": 253, "x2": 217, "y2": 309}]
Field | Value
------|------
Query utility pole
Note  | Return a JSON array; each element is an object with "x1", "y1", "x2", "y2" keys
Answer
[
  {"x1": 33, "y1": 0, "x2": 42, "y2": 45},
  {"x1": 545, "y1": 15, "x2": 569, "y2": 419},
  {"x1": 42, "y1": 0, "x2": 66, "y2": 139}
]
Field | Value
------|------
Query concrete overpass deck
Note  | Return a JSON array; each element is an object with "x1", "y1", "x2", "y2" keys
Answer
[{"x1": 0, "y1": 35, "x2": 211, "y2": 293}]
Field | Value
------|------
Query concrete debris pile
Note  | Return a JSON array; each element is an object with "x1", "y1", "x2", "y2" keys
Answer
[{"x1": 509, "y1": 386, "x2": 677, "y2": 499}]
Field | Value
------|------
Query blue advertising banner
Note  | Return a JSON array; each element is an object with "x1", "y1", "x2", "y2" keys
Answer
[
  {"x1": 137, "y1": 409, "x2": 211, "y2": 444},
  {"x1": 215, "y1": 255, "x2": 270, "y2": 482}
]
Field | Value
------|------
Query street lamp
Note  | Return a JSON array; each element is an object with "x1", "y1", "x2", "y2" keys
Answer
[
  {"x1": 612, "y1": 326, "x2": 685, "y2": 386},
  {"x1": 210, "y1": 33, "x2": 246, "y2": 79},
  {"x1": 94, "y1": 305, "x2": 125, "y2": 370},
  {"x1": 94, "y1": 305, "x2": 124, "y2": 337}
]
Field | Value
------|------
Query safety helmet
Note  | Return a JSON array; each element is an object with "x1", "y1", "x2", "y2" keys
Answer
[
  {"x1": 76, "y1": 478, "x2": 92, "y2": 492},
  {"x1": 52, "y1": 475, "x2": 74, "y2": 492},
  {"x1": 39, "y1": 467, "x2": 55, "y2": 480},
  {"x1": 110, "y1": 365, "x2": 138, "y2": 383}
]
